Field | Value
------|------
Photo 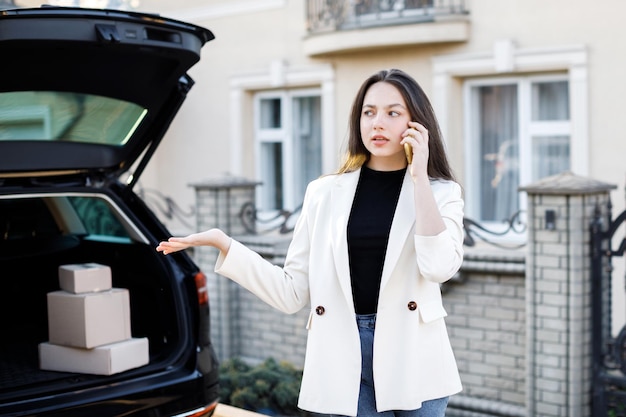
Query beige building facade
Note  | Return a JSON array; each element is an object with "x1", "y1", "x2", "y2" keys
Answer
[
  {"x1": 130, "y1": 0, "x2": 622, "y2": 234},
  {"x1": 130, "y1": 0, "x2": 626, "y2": 328}
]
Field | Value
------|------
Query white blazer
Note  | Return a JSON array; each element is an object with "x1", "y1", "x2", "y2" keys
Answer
[{"x1": 215, "y1": 168, "x2": 464, "y2": 416}]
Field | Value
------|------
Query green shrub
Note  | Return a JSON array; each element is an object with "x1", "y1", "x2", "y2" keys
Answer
[{"x1": 219, "y1": 357, "x2": 310, "y2": 417}]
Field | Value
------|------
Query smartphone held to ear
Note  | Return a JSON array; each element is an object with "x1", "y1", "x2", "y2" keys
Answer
[{"x1": 404, "y1": 143, "x2": 413, "y2": 164}]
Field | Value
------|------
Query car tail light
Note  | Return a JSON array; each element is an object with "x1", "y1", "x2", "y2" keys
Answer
[
  {"x1": 194, "y1": 271, "x2": 209, "y2": 306},
  {"x1": 173, "y1": 401, "x2": 219, "y2": 417}
]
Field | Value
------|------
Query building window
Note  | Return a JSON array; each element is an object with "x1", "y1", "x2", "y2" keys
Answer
[
  {"x1": 255, "y1": 89, "x2": 322, "y2": 212},
  {"x1": 464, "y1": 75, "x2": 571, "y2": 225}
]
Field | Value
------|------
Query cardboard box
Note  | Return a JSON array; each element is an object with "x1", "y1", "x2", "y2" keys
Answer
[
  {"x1": 47, "y1": 289, "x2": 131, "y2": 348},
  {"x1": 39, "y1": 337, "x2": 149, "y2": 375},
  {"x1": 58, "y1": 263, "x2": 112, "y2": 294}
]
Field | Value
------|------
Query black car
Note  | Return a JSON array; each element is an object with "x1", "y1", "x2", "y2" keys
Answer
[{"x1": 0, "y1": 6, "x2": 220, "y2": 417}]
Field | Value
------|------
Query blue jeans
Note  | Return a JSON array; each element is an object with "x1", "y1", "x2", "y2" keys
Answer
[{"x1": 330, "y1": 314, "x2": 448, "y2": 417}]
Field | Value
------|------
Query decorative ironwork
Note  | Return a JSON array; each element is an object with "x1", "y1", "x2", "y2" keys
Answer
[
  {"x1": 306, "y1": 0, "x2": 347, "y2": 31},
  {"x1": 239, "y1": 200, "x2": 526, "y2": 249},
  {"x1": 306, "y1": 0, "x2": 467, "y2": 33},
  {"x1": 1, "y1": 0, "x2": 140, "y2": 10},
  {"x1": 463, "y1": 210, "x2": 527, "y2": 249},
  {"x1": 135, "y1": 178, "x2": 525, "y2": 251},
  {"x1": 615, "y1": 327, "x2": 626, "y2": 376},
  {"x1": 240, "y1": 202, "x2": 302, "y2": 235},
  {"x1": 137, "y1": 187, "x2": 195, "y2": 230},
  {"x1": 591, "y1": 196, "x2": 626, "y2": 416}
]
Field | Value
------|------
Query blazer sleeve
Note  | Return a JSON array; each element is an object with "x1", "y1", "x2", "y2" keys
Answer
[
  {"x1": 413, "y1": 180, "x2": 464, "y2": 283},
  {"x1": 213, "y1": 185, "x2": 314, "y2": 314}
]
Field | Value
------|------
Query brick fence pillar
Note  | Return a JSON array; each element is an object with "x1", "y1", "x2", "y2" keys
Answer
[
  {"x1": 190, "y1": 175, "x2": 260, "y2": 361},
  {"x1": 520, "y1": 171, "x2": 615, "y2": 417}
]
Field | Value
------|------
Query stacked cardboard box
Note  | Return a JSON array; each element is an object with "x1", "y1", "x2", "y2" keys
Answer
[{"x1": 39, "y1": 263, "x2": 149, "y2": 375}]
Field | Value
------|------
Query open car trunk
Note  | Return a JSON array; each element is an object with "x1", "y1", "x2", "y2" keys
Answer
[
  {"x1": 0, "y1": 7, "x2": 218, "y2": 416},
  {"x1": 0, "y1": 191, "x2": 191, "y2": 403}
]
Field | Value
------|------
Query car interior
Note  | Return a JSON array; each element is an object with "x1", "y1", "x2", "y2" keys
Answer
[{"x1": 0, "y1": 195, "x2": 180, "y2": 396}]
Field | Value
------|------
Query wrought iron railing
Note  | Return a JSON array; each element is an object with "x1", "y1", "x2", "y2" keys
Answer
[
  {"x1": 239, "y1": 201, "x2": 526, "y2": 249},
  {"x1": 141, "y1": 185, "x2": 525, "y2": 249},
  {"x1": 137, "y1": 187, "x2": 196, "y2": 230},
  {"x1": 306, "y1": 0, "x2": 468, "y2": 33},
  {"x1": 591, "y1": 198, "x2": 626, "y2": 416},
  {"x1": 240, "y1": 202, "x2": 302, "y2": 235},
  {"x1": 463, "y1": 210, "x2": 527, "y2": 249},
  {"x1": 0, "y1": 0, "x2": 139, "y2": 10}
]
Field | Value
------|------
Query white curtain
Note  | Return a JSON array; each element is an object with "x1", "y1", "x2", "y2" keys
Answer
[{"x1": 478, "y1": 84, "x2": 519, "y2": 222}]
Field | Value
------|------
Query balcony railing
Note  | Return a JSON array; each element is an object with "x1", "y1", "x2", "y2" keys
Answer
[{"x1": 306, "y1": 0, "x2": 468, "y2": 33}]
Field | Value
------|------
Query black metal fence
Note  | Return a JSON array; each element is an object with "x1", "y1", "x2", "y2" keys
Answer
[{"x1": 591, "y1": 199, "x2": 626, "y2": 416}]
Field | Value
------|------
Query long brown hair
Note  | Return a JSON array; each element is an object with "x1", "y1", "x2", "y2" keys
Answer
[{"x1": 337, "y1": 69, "x2": 455, "y2": 181}]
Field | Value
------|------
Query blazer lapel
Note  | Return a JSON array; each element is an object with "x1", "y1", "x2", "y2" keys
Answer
[
  {"x1": 379, "y1": 170, "x2": 415, "y2": 292},
  {"x1": 330, "y1": 169, "x2": 360, "y2": 312}
]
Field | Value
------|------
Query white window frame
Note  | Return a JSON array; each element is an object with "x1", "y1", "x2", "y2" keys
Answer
[
  {"x1": 432, "y1": 41, "x2": 588, "y2": 242},
  {"x1": 229, "y1": 62, "x2": 335, "y2": 178},
  {"x1": 254, "y1": 88, "x2": 322, "y2": 211},
  {"x1": 463, "y1": 74, "x2": 571, "y2": 225}
]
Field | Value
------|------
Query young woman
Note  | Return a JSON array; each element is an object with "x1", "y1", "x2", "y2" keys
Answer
[{"x1": 157, "y1": 68, "x2": 464, "y2": 417}]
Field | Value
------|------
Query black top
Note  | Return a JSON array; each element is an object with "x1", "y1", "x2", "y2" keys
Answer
[{"x1": 347, "y1": 166, "x2": 405, "y2": 314}]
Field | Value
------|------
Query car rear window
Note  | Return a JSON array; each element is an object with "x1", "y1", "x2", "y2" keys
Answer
[
  {"x1": 1, "y1": 196, "x2": 132, "y2": 248},
  {"x1": 0, "y1": 91, "x2": 146, "y2": 145},
  {"x1": 68, "y1": 197, "x2": 130, "y2": 239},
  {"x1": 0, "y1": 195, "x2": 133, "y2": 260}
]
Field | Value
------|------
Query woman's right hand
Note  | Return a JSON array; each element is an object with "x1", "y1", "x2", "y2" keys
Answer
[{"x1": 156, "y1": 228, "x2": 231, "y2": 255}]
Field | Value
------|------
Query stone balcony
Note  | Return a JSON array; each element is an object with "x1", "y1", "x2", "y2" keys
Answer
[{"x1": 303, "y1": 0, "x2": 469, "y2": 56}]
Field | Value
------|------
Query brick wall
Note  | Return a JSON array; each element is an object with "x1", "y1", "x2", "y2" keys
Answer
[
  {"x1": 236, "y1": 287, "x2": 309, "y2": 367},
  {"x1": 212, "y1": 246, "x2": 529, "y2": 416},
  {"x1": 444, "y1": 265, "x2": 526, "y2": 407}
]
